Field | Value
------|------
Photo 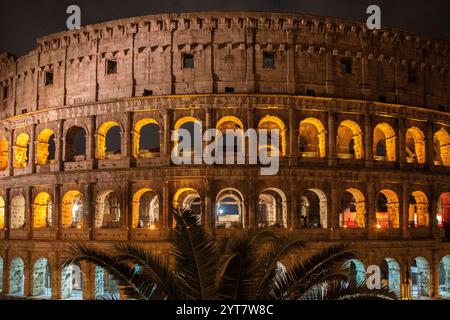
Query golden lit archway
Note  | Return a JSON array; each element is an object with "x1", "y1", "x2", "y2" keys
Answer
[
  {"x1": 61, "y1": 191, "x2": 84, "y2": 228},
  {"x1": 216, "y1": 116, "x2": 244, "y2": 131},
  {"x1": 406, "y1": 127, "x2": 426, "y2": 164},
  {"x1": 373, "y1": 123, "x2": 396, "y2": 161},
  {"x1": 409, "y1": 191, "x2": 429, "y2": 227},
  {"x1": 95, "y1": 191, "x2": 121, "y2": 229},
  {"x1": 14, "y1": 133, "x2": 30, "y2": 168},
  {"x1": 97, "y1": 121, "x2": 121, "y2": 160},
  {"x1": 299, "y1": 118, "x2": 326, "y2": 158},
  {"x1": 340, "y1": 188, "x2": 366, "y2": 228},
  {"x1": 173, "y1": 117, "x2": 202, "y2": 155},
  {"x1": 258, "y1": 115, "x2": 287, "y2": 157},
  {"x1": 434, "y1": 128, "x2": 450, "y2": 167},
  {"x1": 33, "y1": 192, "x2": 52, "y2": 229},
  {"x1": 0, "y1": 196, "x2": 5, "y2": 229},
  {"x1": 133, "y1": 118, "x2": 160, "y2": 158},
  {"x1": 0, "y1": 139, "x2": 8, "y2": 170},
  {"x1": 376, "y1": 189, "x2": 400, "y2": 229},
  {"x1": 36, "y1": 129, "x2": 56, "y2": 165},
  {"x1": 131, "y1": 188, "x2": 160, "y2": 229},
  {"x1": 337, "y1": 120, "x2": 363, "y2": 159}
]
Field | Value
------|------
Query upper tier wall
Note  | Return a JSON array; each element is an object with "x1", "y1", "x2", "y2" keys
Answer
[{"x1": 0, "y1": 12, "x2": 449, "y2": 119}]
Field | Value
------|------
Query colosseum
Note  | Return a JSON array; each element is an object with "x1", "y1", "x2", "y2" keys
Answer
[{"x1": 0, "y1": 11, "x2": 449, "y2": 300}]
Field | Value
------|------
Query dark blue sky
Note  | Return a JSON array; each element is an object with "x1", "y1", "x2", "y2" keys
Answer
[{"x1": 0, "y1": 0, "x2": 449, "y2": 56}]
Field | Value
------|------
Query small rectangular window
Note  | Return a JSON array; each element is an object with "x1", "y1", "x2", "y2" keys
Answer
[
  {"x1": 106, "y1": 59, "x2": 118, "y2": 75},
  {"x1": 408, "y1": 69, "x2": 417, "y2": 83},
  {"x1": 21, "y1": 109, "x2": 27, "y2": 114},
  {"x1": 2, "y1": 86, "x2": 8, "y2": 100},
  {"x1": 143, "y1": 89, "x2": 153, "y2": 97},
  {"x1": 341, "y1": 58, "x2": 352, "y2": 74},
  {"x1": 263, "y1": 51, "x2": 275, "y2": 69},
  {"x1": 378, "y1": 96, "x2": 387, "y2": 103},
  {"x1": 45, "y1": 71, "x2": 54, "y2": 86},
  {"x1": 306, "y1": 89, "x2": 316, "y2": 97},
  {"x1": 183, "y1": 54, "x2": 195, "y2": 69},
  {"x1": 225, "y1": 87, "x2": 235, "y2": 93}
]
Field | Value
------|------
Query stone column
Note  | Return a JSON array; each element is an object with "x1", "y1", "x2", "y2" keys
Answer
[
  {"x1": 398, "y1": 117, "x2": 406, "y2": 167},
  {"x1": 124, "y1": 112, "x2": 132, "y2": 159},
  {"x1": 367, "y1": 181, "x2": 377, "y2": 240},
  {"x1": 361, "y1": 54, "x2": 371, "y2": 99},
  {"x1": 289, "y1": 108, "x2": 298, "y2": 165},
  {"x1": 327, "y1": 110, "x2": 337, "y2": 166},
  {"x1": 56, "y1": 119, "x2": 64, "y2": 171},
  {"x1": 431, "y1": 252, "x2": 440, "y2": 298},
  {"x1": 29, "y1": 123, "x2": 36, "y2": 174},
  {"x1": 401, "y1": 181, "x2": 410, "y2": 239},
  {"x1": 245, "y1": 28, "x2": 256, "y2": 93},
  {"x1": 163, "y1": 110, "x2": 171, "y2": 158},
  {"x1": 162, "y1": 181, "x2": 170, "y2": 230},
  {"x1": 204, "y1": 180, "x2": 213, "y2": 235},
  {"x1": 23, "y1": 253, "x2": 31, "y2": 297},
  {"x1": 247, "y1": 181, "x2": 256, "y2": 228},
  {"x1": 330, "y1": 181, "x2": 340, "y2": 240},
  {"x1": 27, "y1": 187, "x2": 33, "y2": 240},
  {"x1": 426, "y1": 121, "x2": 435, "y2": 167},
  {"x1": 54, "y1": 184, "x2": 62, "y2": 240},
  {"x1": 288, "y1": 183, "x2": 299, "y2": 230},
  {"x1": 8, "y1": 129, "x2": 13, "y2": 176},
  {"x1": 4, "y1": 188, "x2": 10, "y2": 240},
  {"x1": 87, "y1": 116, "x2": 96, "y2": 161},
  {"x1": 364, "y1": 111, "x2": 373, "y2": 167},
  {"x1": 85, "y1": 183, "x2": 94, "y2": 239},
  {"x1": 286, "y1": 29, "x2": 296, "y2": 94},
  {"x1": 325, "y1": 50, "x2": 335, "y2": 96},
  {"x1": 430, "y1": 183, "x2": 439, "y2": 239}
]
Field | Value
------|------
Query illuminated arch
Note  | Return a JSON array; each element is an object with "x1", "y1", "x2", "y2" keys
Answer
[
  {"x1": 172, "y1": 188, "x2": 201, "y2": 225},
  {"x1": 216, "y1": 116, "x2": 244, "y2": 131},
  {"x1": 0, "y1": 196, "x2": 4, "y2": 229},
  {"x1": 33, "y1": 192, "x2": 52, "y2": 229},
  {"x1": 131, "y1": 188, "x2": 160, "y2": 229},
  {"x1": 13, "y1": 133, "x2": 30, "y2": 168},
  {"x1": 0, "y1": 138, "x2": 8, "y2": 170},
  {"x1": 405, "y1": 127, "x2": 426, "y2": 164},
  {"x1": 173, "y1": 117, "x2": 202, "y2": 155},
  {"x1": 408, "y1": 191, "x2": 429, "y2": 227},
  {"x1": 299, "y1": 118, "x2": 326, "y2": 158},
  {"x1": 300, "y1": 189, "x2": 327, "y2": 228},
  {"x1": 439, "y1": 255, "x2": 450, "y2": 299},
  {"x1": 10, "y1": 195, "x2": 25, "y2": 229},
  {"x1": 32, "y1": 258, "x2": 51, "y2": 297},
  {"x1": 9, "y1": 257, "x2": 24, "y2": 296},
  {"x1": 344, "y1": 259, "x2": 366, "y2": 284},
  {"x1": 434, "y1": 128, "x2": 450, "y2": 167},
  {"x1": 97, "y1": 121, "x2": 121, "y2": 160},
  {"x1": 216, "y1": 188, "x2": 245, "y2": 229},
  {"x1": 133, "y1": 118, "x2": 160, "y2": 158},
  {"x1": 373, "y1": 123, "x2": 396, "y2": 161},
  {"x1": 437, "y1": 193, "x2": 450, "y2": 227},
  {"x1": 258, "y1": 188, "x2": 288, "y2": 228},
  {"x1": 36, "y1": 129, "x2": 56, "y2": 165},
  {"x1": 337, "y1": 120, "x2": 363, "y2": 160},
  {"x1": 376, "y1": 189, "x2": 400, "y2": 228},
  {"x1": 61, "y1": 263, "x2": 83, "y2": 300},
  {"x1": 61, "y1": 191, "x2": 84, "y2": 228},
  {"x1": 340, "y1": 188, "x2": 366, "y2": 228},
  {"x1": 258, "y1": 115, "x2": 287, "y2": 157},
  {"x1": 411, "y1": 257, "x2": 430, "y2": 298},
  {"x1": 381, "y1": 258, "x2": 401, "y2": 296},
  {"x1": 95, "y1": 190, "x2": 121, "y2": 229}
]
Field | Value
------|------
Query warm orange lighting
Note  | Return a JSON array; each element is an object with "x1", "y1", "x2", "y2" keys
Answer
[
  {"x1": 150, "y1": 225, "x2": 156, "y2": 230},
  {"x1": 376, "y1": 224, "x2": 382, "y2": 229}
]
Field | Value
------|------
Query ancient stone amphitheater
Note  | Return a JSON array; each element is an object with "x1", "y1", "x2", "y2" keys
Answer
[{"x1": 0, "y1": 11, "x2": 449, "y2": 300}]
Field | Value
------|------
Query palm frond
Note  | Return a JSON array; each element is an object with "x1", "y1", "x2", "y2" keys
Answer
[{"x1": 320, "y1": 280, "x2": 398, "y2": 300}]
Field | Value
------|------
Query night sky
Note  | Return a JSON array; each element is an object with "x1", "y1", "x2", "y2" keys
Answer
[{"x1": 0, "y1": 0, "x2": 449, "y2": 57}]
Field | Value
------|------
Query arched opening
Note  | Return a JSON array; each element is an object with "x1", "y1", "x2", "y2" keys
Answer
[
  {"x1": 380, "y1": 258, "x2": 401, "y2": 296},
  {"x1": 258, "y1": 115, "x2": 286, "y2": 157},
  {"x1": 97, "y1": 121, "x2": 121, "y2": 160},
  {"x1": 373, "y1": 123, "x2": 396, "y2": 161},
  {"x1": 95, "y1": 266, "x2": 120, "y2": 300},
  {"x1": 65, "y1": 126, "x2": 87, "y2": 162},
  {"x1": 36, "y1": 129, "x2": 56, "y2": 165},
  {"x1": 344, "y1": 259, "x2": 366, "y2": 284},
  {"x1": 257, "y1": 188, "x2": 287, "y2": 228},
  {"x1": 0, "y1": 138, "x2": 9, "y2": 170},
  {"x1": 216, "y1": 188, "x2": 244, "y2": 229},
  {"x1": 133, "y1": 118, "x2": 160, "y2": 158},
  {"x1": 434, "y1": 128, "x2": 450, "y2": 166},
  {"x1": 339, "y1": 188, "x2": 366, "y2": 228},
  {"x1": 439, "y1": 255, "x2": 450, "y2": 299},
  {"x1": 337, "y1": 120, "x2": 363, "y2": 160},
  {"x1": 10, "y1": 195, "x2": 26, "y2": 229},
  {"x1": 299, "y1": 189, "x2": 327, "y2": 229},
  {"x1": 61, "y1": 264, "x2": 83, "y2": 300},
  {"x1": 376, "y1": 190, "x2": 400, "y2": 229},
  {"x1": 173, "y1": 188, "x2": 201, "y2": 224},
  {"x1": 216, "y1": 116, "x2": 245, "y2": 158},
  {"x1": 0, "y1": 257, "x2": 3, "y2": 293},
  {"x1": 174, "y1": 117, "x2": 202, "y2": 157},
  {"x1": 408, "y1": 192, "x2": 429, "y2": 228},
  {"x1": 132, "y1": 188, "x2": 160, "y2": 229},
  {"x1": 0, "y1": 196, "x2": 5, "y2": 229},
  {"x1": 95, "y1": 191, "x2": 121, "y2": 229},
  {"x1": 299, "y1": 118, "x2": 326, "y2": 158},
  {"x1": 405, "y1": 127, "x2": 426, "y2": 164},
  {"x1": 437, "y1": 193, "x2": 450, "y2": 228},
  {"x1": 411, "y1": 257, "x2": 430, "y2": 299},
  {"x1": 9, "y1": 257, "x2": 24, "y2": 296},
  {"x1": 61, "y1": 191, "x2": 84, "y2": 229},
  {"x1": 13, "y1": 133, "x2": 30, "y2": 168},
  {"x1": 32, "y1": 258, "x2": 51, "y2": 298},
  {"x1": 33, "y1": 192, "x2": 52, "y2": 229}
]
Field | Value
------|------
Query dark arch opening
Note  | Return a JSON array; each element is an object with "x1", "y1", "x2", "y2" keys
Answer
[{"x1": 65, "y1": 127, "x2": 86, "y2": 161}]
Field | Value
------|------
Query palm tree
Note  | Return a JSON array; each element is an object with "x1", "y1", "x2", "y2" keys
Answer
[{"x1": 62, "y1": 208, "x2": 397, "y2": 300}]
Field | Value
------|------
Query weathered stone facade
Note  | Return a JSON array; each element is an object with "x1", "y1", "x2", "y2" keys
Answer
[{"x1": 0, "y1": 12, "x2": 449, "y2": 300}]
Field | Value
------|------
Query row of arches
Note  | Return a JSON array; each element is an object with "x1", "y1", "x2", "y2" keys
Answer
[
  {"x1": 1, "y1": 116, "x2": 449, "y2": 169},
  {"x1": 2, "y1": 188, "x2": 449, "y2": 231},
  {"x1": 1, "y1": 255, "x2": 449, "y2": 299}
]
